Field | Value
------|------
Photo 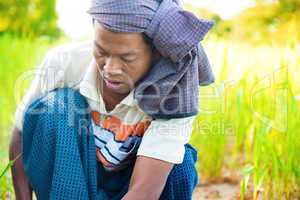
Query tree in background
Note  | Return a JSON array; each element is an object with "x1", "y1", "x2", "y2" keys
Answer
[
  {"x1": 207, "y1": 0, "x2": 300, "y2": 44},
  {"x1": 0, "y1": 0, "x2": 60, "y2": 38},
  {"x1": 255, "y1": 0, "x2": 300, "y2": 12}
]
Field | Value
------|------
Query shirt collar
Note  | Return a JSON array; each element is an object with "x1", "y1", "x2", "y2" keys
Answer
[
  {"x1": 79, "y1": 59, "x2": 137, "y2": 107},
  {"x1": 121, "y1": 88, "x2": 136, "y2": 106}
]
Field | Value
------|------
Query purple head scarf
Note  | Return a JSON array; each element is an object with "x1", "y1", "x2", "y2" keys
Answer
[{"x1": 88, "y1": 0, "x2": 215, "y2": 118}]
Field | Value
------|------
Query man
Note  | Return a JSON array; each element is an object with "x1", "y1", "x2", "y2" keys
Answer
[{"x1": 9, "y1": 0, "x2": 214, "y2": 199}]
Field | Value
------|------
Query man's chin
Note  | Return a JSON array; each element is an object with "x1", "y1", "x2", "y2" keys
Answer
[
  {"x1": 108, "y1": 85, "x2": 132, "y2": 95},
  {"x1": 116, "y1": 83, "x2": 134, "y2": 94},
  {"x1": 102, "y1": 79, "x2": 133, "y2": 95}
]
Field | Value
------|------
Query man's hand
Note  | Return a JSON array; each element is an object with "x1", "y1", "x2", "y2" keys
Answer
[{"x1": 121, "y1": 156, "x2": 174, "y2": 200}]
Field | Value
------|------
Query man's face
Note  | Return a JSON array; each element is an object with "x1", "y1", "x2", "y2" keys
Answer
[{"x1": 93, "y1": 21, "x2": 153, "y2": 95}]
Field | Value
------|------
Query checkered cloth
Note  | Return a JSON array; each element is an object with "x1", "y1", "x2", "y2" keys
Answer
[
  {"x1": 88, "y1": 0, "x2": 215, "y2": 118},
  {"x1": 22, "y1": 88, "x2": 199, "y2": 200}
]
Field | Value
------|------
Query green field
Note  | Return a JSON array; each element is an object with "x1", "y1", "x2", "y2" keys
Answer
[
  {"x1": 192, "y1": 38, "x2": 300, "y2": 199},
  {"x1": 0, "y1": 34, "x2": 299, "y2": 199},
  {"x1": 0, "y1": 35, "x2": 54, "y2": 198}
]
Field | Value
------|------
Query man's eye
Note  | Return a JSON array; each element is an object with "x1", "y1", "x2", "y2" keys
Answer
[
  {"x1": 121, "y1": 56, "x2": 136, "y2": 62},
  {"x1": 94, "y1": 50, "x2": 105, "y2": 57}
]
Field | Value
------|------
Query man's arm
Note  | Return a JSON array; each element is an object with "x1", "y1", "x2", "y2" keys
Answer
[
  {"x1": 9, "y1": 127, "x2": 33, "y2": 200},
  {"x1": 122, "y1": 156, "x2": 174, "y2": 200}
]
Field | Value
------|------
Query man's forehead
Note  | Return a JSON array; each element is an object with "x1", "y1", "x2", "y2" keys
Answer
[
  {"x1": 93, "y1": 39, "x2": 140, "y2": 55},
  {"x1": 94, "y1": 23, "x2": 147, "y2": 53}
]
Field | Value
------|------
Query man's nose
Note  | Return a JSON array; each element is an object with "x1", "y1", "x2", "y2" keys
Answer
[{"x1": 103, "y1": 57, "x2": 122, "y2": 76}]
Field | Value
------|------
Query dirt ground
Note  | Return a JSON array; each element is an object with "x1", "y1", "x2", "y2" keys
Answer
[{"x1": 192, "y1": 183, "x2": 240, "y2": 200}]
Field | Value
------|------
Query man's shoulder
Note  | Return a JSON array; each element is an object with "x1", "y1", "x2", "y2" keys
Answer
[
  {"x1": 47, "y1": 41, "x2": 93, "y2": 62},
  {"x1": 37, "y1": 41, "x2": 94, "y2": 89},
  {"x1": 43, "y1": 40, "x2": 93, "y2": 74}
]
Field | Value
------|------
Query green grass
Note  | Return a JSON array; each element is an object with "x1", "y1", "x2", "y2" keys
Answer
[
  {"x1": 0, "y1": 34, "x2": 54, "y2": 198},
  {"x1": 191, "y1": 39, "x2": 300, "y2": 199},
  {"x1": 0, "y1": 34, "x2": 299, "y2": 199}
]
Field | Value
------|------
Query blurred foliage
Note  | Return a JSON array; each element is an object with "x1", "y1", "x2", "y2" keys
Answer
[
  {"x1": 220, "y1": 1, "x2": 300, "y2": 45},
  {"x1": 186, "y1": 1, "x2": 300, "y2": 45},
  {"x1": 0, "y1": 34, "x2": 55, "y2": 198},
  {"x1": 256, "y1": 0, "x2": 300, "y2": 13},
  {"x1": 0, "y1": 0, "x2": 61, "y2": 38}
]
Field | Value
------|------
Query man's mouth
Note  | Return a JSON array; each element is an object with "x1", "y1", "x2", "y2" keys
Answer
[{"x1": 104, "y1": 78, "x2": 123, "y2": 90}]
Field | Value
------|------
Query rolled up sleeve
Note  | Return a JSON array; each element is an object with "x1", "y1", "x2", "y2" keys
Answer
[{"x1": 137, "y1": 116, "x2": 196, "y2": 164}]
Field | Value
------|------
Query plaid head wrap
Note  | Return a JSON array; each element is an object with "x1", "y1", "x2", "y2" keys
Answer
[{"x1": 88, "y1": 0, "x2": 215, "y2": 118}]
